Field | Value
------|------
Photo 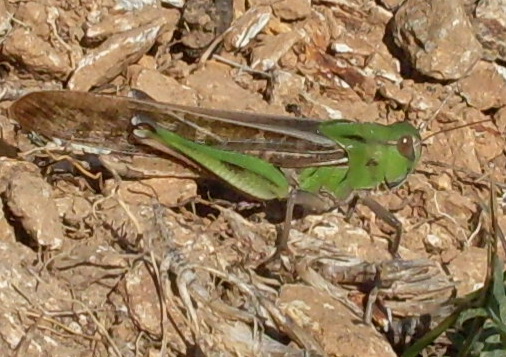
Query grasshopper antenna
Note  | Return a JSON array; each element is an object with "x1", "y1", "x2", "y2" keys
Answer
[
  {"x1": 417, "y1": 87, "x2": 454, "y2": 134},
  {"x1": 421, "y1": 118, "x2": 494, "y2": 143},
  {"x1": 416, "y1": 82, "x2": 497, "y2": 142}
]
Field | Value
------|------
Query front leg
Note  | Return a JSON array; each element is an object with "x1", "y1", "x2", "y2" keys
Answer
[{"x1": 355, "y1": 195, "x2": 403, "y2": 259}]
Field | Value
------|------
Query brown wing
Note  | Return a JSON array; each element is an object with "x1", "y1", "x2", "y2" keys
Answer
[
  {"x1": 9, "y1": 90, "x2": 138, "y2": 153},
  {"x1": 9, "y1": 90, "x2": 348, "y2": 167}
]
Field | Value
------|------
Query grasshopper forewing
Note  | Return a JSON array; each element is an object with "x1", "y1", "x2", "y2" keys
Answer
[{"x1": 9, "y1": 90, "x2": 348, "y2": 168}]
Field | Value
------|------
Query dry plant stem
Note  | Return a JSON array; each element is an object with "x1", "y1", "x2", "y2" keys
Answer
[
  {"x1": 212, "y1": 54, "x2": 272, "y2": 78},
  {"x1": 146, "y1": 206, "x2": 191, "y2": 353},
  {"x1": 295, "y1": 256, "x2": 364, "y2": 318},
  {"x1": 420, "y1": 180, "x2": 467, "y2": 243},
  {"x1": 66, "y1": 298, "x2": 123, "y2": 357},
  {"x1": 14, "y1": 313, "x2": 45, "y2": 356},
  {"x1": 23, "y1": 311, "x2": 97, "y2": 340},
  {"x1": 258, "y1": 295, "x2": 325, "y2": 354},
  {"x1": 467, "y1": 211, "x2": 483, "y2": 246},
  {"x1": 365, "y1": 285, "x2": 380, "y2": 325},
  {"x1": 91, "y1": 164, "x2": 143, "y2": 237},
  {"x1": 135, "y1": 331, "x2": 145, "y2": 357},
  {"x1": 198, "y1": 32, "x2": 227, "y2": 63},
  {"x1": 159, "y1": 255, "x2": 194, "y2": 351},
  {"x1": 148, "y1": 251, "x2": 170, "y2": 357},
  {"x1": 302, "y1": 255, "x2": 455, "y2": 332},
  {"x1": 46, "y1": 7, "x2": 75, "y2": 68},
  {"x1": 12, "y1": 281, "x2": 121, "y2": 355},
  {"x1": 418, "y1": 85, "x2": 454, "y2": 133},
  {"x1": 160, "y1": 251, "x2": 200, "y2": 341},
  {"x1": 193, "y1": 266, "x2": 264, "y2": 314},
  {"x1": 11, "y1": 281, "x2": 44, "y2": 312},
  {"x1": 161, "y1": 246, "x2": 325, "y2": 353},
  {"x1": 116, "y1": 190, "x2": 143, "y2": 236},
  {"x1": 175, "y1": 263, "x2": 264, "y2": 332},
  {"x1": 10, "y1": 15, "x2": 29, "y2": 29}
]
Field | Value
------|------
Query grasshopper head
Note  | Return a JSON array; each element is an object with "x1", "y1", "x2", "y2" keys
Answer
[
  {"x1": 318, "y1": 120, "x2": 422, "y2": 192},
  {"x1": 384, "y1": 121, "x2": 422, "y2": 189}
]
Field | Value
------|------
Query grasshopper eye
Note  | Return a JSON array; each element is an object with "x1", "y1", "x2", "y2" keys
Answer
[{"x1": 397, "y1": 135, "x2": 415, "y2": 161}]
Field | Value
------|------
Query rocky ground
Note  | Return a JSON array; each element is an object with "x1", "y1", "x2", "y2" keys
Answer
[{"x1": 0, "y1": 0, "x2": 505, "y2": 356}]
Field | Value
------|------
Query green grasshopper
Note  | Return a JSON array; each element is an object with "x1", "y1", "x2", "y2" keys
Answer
[{"x1": 9, "y1": 90, "x2": 422, "y2": 257}]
